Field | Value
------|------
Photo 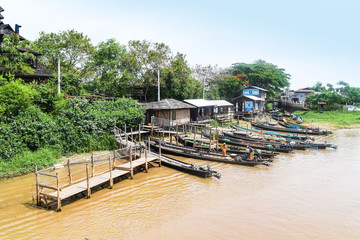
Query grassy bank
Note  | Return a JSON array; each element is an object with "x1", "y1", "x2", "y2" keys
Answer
[
  {"x1": 296, "y1": 110, "x2": 360, "y2": 129},
  {"x1": 0, "y1": 148, "x2": 61, "y2": 178}
]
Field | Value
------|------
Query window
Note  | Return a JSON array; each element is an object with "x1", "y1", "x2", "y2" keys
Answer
[{"x1": 172, "y1": 111, "x2": 176, "y2": 120}]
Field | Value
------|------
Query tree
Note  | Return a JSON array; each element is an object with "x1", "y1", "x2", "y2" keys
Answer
[
  {"x1": 32, "y1": 30, "x2": 94, "y2": 78},
  {"x1": 231, "y1": 60, "x2": 291, "y2": 99},
  {"x1": 192, "y1": 64, "x2": 226, "y2": 99},
  {"x1": 127, "y1": 40, "x2": 172, "y2": 101},
  {"x1": 162, "y1": 53, "x2": 201, "y2": 100},
  {"x1": 86, "y1": 39, "x2": 132, "y2": 97},
  {"x1": 311, "y1": 81, "x2": 326, "y2": 92},
  {"x1": 0, "y1": 34, "x2": 34, "y2": 76},
  {"x1": 0, "y1": 75, "x2": 36, "y2": 117}
]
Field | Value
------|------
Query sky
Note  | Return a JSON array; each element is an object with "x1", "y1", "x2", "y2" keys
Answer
[{"x1": 1, "y1": 0, "x2": 359, "y2": 90}]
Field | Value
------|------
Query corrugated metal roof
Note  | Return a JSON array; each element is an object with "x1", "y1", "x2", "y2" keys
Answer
[
  {"x1": 247, "y1": 86, "x2": 268, "y2": 92},
  {"x1": 244, "y1": 95, "x2": 263, "y2": 101},
  {"x1": 184, "y1": 99, "x2": 216, "y2": 107},
  {"x1": 207, "y1": 100, "x2": 234, "y2": 107},
  {"x1": 140, "y1": 99, "x2": 195, "y2": 110}
]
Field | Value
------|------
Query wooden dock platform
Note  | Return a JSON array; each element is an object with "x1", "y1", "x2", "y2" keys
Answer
[{"x1": 35, "y1": 144, "x2": 161, "y2": 211}]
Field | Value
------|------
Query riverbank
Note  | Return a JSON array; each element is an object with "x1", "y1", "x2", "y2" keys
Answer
[{"x1": 295, "y1": 110, "x2": 360, "y2": 130}]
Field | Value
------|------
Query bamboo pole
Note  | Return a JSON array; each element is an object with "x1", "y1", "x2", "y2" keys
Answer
[
  {"x1": 35, "y1": 165, "x2": 40, "y2": 206},
  {"x1": 129, "y1": 146, "x2": 133, "y2": 179},
  {"x1": 109, "y1": 157, "x2": 113, "y2": 189},
  {"x1": 91, "y1": 153, "x2": 95, "y2": 177},
  {"x1": 86, "y1": 164, "x2": 91, "y2": 198},
  {"x1": 67, "y1": 159, "x2": 72, "y2": 186},
  {"x1": 56, "y1": 173, "x2": 61, "y2": 211}
]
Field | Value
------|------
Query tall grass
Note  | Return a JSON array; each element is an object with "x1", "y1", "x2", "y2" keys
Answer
[{"x1": 0, "y1": 148, "x2": 61, "y2": 178}]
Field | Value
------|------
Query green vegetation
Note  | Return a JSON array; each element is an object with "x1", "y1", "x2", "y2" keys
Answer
[
  {"x1": 296, "y1": 110, "x2": 360, "y2": 127},
  {"x1": 306, "y1": 81, "x2": 360, "y2": 110}
]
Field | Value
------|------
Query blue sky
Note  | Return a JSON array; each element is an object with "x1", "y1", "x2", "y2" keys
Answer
[{"x1": 2, "y1": 0, "x2": 359, "y2": 90}]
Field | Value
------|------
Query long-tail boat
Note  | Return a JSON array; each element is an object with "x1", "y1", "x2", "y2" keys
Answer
[
  {"x1": 148, "y1": 140, "x2": 270, "y2": 167},
  {"x1": 203, "y1": 133, "x2": 294, "y2": 153},
  {"x1": 160, "y1": 155, "x2": 221, "y2": 179}
]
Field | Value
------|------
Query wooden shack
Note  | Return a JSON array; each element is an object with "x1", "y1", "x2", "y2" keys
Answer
[
  {"x1": 141, "y1": 99, "x2": 195, "y2": 126},
  {"x1": 208, "y1": 100, "x2": 234, "y2": 120},
  {"x1": 233, "y1": 86, "x2": 267, "y2": 113},
  {"x1": 183, "y1": 99, "x2": 215, "y2": 122}
]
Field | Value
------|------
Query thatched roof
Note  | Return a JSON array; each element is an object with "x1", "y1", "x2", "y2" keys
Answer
[{"x1": 141, "y1": 99, "x2": 195, "y2": 110}]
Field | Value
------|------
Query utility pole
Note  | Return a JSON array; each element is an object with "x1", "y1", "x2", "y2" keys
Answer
[{"x1": 158, "y1": 69, "x2": 160, "y2": 101}]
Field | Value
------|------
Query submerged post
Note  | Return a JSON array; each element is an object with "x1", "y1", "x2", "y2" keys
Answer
[
  {"x1": 56, "y1": 173, "x2": 61, "y2": 211},
  {"x1": 109, "y1": 157, "x2": 113, "y2": 189}
]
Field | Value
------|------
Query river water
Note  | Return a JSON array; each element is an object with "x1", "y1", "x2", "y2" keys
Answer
[{"x1": 0, "y1": 129, "x2": 359, "y2": 240}]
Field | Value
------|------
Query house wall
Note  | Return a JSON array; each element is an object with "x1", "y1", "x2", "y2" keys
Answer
[{"x1": 145, "y1": 109, "x2": 191, "y2": 125}]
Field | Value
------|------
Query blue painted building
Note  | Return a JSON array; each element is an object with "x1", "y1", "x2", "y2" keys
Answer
[{"x1": 233, "y1": 86, "x2": 267, "y2": 113}]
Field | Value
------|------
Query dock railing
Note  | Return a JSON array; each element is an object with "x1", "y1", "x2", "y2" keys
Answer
[{"x1": 34, "y1": 145, "x2": 152, "y2": 211}]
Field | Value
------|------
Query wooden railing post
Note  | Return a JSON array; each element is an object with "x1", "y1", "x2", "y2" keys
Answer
[
  {"x1": 139, "y1": 142, "x2": 142, "y2": 158},
  {"x1": 86, "y1": 164, "x2": 91, "y2": 198},
  {"x1": 109, "y1": 157, "x2": 113, "y2": 189},
  {"x1": 91, "y1": 153, "x2": 95, "y2": 177},
  {"x1": 67, "y1": 159, "x2": 72, "y2": 185},
  {"x1": 129, "y1": 146, "x2": 133, "y2": 179},
  {"x1": 138, "y1": 124, "x2": 141, "y2": 143},
  {"x1": 56, "y1": 173, "x2": 61, "y2": 211},
  {"x1": 35, "y1": 165, "x2": 40, "y2": 206},
  {"x1": 113, "y1": 150, "x2": 116, "y2": 165}
]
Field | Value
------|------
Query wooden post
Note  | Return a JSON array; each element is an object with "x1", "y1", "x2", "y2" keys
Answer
[
  {"x1": 91, "y1": 153, "x2": 95, "y2": 177},
  {"x1": 159, "y1": 138, "x2": 162, "y2": 167},
  {"x1": 113, "y1": 150, "x2": 116, "y2": 165},
  {"x1": 139, "y1": 142, "x2": 142, "y2": 158},
  {"x1": 109, "y1": 157, "x2": 113, "y2": 189},
  {"x1": 131, "y1": 128, "x2": 134, "y2": 144},
  {"x1": 138, "y1": 124, "x2": 141, "y2": 143},
  {"x1": 216, "y1": 130, "x2": 219, "y2": 151},
  {"x1": 35, "y1": 165, "x2": 40, "y2": 206},
  {"x1": 56, "y1": 173, "x2": 61, "y2": 211},
  {"x1": 201, "y1": 126, "x2": 203, "y2": 138},
  {"x1": 176, "y1": 124, "x2": 179, "y2": 145},
  {"x1": 125, "y1": 124, "x2": 128, "y2": 147},
  {"x1": 67, "y1": 159, "x2": 72, "y2": 186},
  {"x1": 162, "y1": 128, "x2": 165, "y2": 141},
  {"x1": 145, "y1": 137, "x2": 149, "y2": 172},
  {"x1": 86, "y1": 164, "x2": 91, "y2": 198},
  {"x1": 129, "y1": 146, "x2": 133, "y2": 179},
  {"x1": 170, "y1": 133, "x2": 173, "y2": 144}
]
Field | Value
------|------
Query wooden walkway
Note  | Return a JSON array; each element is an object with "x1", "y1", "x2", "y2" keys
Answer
[{"x1": 35, "y1": 145, "x2": 161, "y2": 211}]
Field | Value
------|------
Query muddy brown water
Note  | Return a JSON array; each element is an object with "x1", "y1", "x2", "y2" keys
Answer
[{"x1": 0, "y1": 129, "x2": 359, "y2": 240}]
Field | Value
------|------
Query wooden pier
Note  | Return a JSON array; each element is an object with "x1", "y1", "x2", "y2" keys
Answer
[{"x1": 34, "y1": 143, "x2": 161, "y2": 211}]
